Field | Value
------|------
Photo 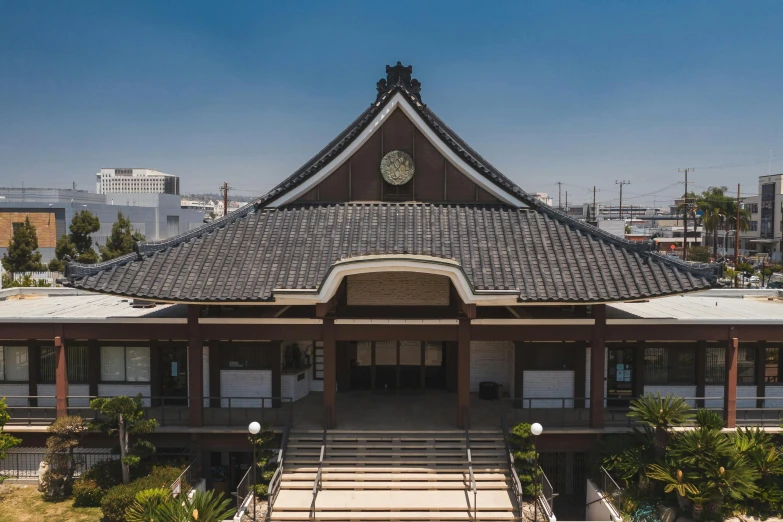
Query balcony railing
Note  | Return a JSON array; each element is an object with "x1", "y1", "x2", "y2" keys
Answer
[
  {"x1": 3, "y1": 396, "x2": 57, "y2": 425},
  {"x1": 63, "y1": 396, "x2": 294, "y2": 427},
  {"x1": 503, "y1": 396, "x2": 783, "y2": 428}
]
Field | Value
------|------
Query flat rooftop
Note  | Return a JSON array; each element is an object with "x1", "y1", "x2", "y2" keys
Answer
[{"x1": 0, "y1": 288, "x2": 185, "y2": 320}]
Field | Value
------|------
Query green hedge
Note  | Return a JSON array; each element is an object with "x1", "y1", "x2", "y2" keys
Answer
[
  {"x1": 100, "y1": 466, "x2": 184, "y2": 522},
  {"x1": 72, "y1": 478, "x2": 105, "y2": 507}
]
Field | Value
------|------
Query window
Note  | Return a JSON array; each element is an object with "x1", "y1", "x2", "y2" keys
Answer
[
  {"x1": 706, "y1": 345, "x2": 756, "y2": 385},
  {"x1": 0, "y1": 346, "x2": 29, "y2": 381},
  {"x1": 100, "y1": 345, "x2": 150, "y2": 382},
  {"x1": 645, "y1": 346, "x2": 695, "y2": 384},
  {"x1": 39, "y1": 346, "x2": 57, "y2": 383},
  {"x1": 750, "y1": 221, "x2": 758, "y2": 232},
  {"x1": 766, "y1": 346, "x2": 782, "y2": 384},
  {"x1": 748, "y1": 203, "x2": 759, "y2": 214},
  {"x1": 68, "y1": 346, "x2": 89, "y2": 383},
  {"x1": 532, "y1": 344, "x2": 574, "y2": 370},
  {"x1": 220, "y1": 342, "x2": 272, "y2": 370}
]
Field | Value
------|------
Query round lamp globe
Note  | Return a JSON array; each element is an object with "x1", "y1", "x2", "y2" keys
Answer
[
  {"x1": 530, "y1": 423, "x2": 543, "y2": 436},
  {"x1": 248, "y1": 421, "x2": 261, "y2": 435}
]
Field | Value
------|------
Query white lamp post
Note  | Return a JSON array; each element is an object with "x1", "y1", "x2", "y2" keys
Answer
[
  {"x1": 248, "y1": 421, "x2": 261, "y2": 521},
  {"x1": 530, "y1": 423, "x2": 543, "y2": 522}
]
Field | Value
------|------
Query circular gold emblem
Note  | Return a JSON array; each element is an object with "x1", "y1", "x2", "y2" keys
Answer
[{"x1": 380, "y1": 150, "x2": 415, "y2": 185}]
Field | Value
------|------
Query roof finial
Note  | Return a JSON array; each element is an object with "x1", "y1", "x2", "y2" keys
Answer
[{"x1": 376, "y1": 61, "x2": 421, "y2": 102}]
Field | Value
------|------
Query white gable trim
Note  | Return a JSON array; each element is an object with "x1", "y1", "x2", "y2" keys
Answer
[
  {"x1": 266, "y1": 92, "x2": 526, "y2": 207},
  {"x1": 270, "y1": 255, "x2": 521, "y2": 307}
]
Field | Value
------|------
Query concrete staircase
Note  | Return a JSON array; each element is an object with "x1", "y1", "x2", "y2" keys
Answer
[{"x1": 270, "y1": 430, "x2": 517, "y2": 522}]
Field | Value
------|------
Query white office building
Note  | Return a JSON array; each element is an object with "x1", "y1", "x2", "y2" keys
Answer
[{"x1": 96, "y1": 168, "x2": 180, "y2": 195}]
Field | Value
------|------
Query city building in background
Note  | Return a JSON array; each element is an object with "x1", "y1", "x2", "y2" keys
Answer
[
  {"x1": 735, "y1": 174, "x2": 783, "y2": 262},
  {"x1": 0, "y1": 186, "x2": 206, "y2": 263},
  {"x1": 96, "y1": 168, "x2": 180, "y2": 195}
]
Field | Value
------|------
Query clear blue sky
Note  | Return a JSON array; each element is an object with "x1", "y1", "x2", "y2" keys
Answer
[{"x1": 2, "y1": 0, "x2": 782, "y2": 207}]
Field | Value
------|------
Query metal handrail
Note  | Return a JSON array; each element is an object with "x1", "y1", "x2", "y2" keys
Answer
[
  {"x1": 310, "y1": 427, "x2": 327, "y2": 521},
  {"x1": 236, "y1": 466, "x2": 253, "y2": 513},
  {"x1": 266, "y1": 406, "x2": 294, "y2": 521},
  {"x1": 500, "y1": 409, "x2": 525, "y2": 522},
  {"x1": 537, "y1": 465, "x2": 557, "y2": 521},
  {"x1": 464, "y1": 412, "x2": 477, "y2": 522},
  {"x1": 597, "y1": 466, "x2": 624, "y2": 517},
  {"x1": 170, "y1": 459, "x2": 196, "y2": 498}
]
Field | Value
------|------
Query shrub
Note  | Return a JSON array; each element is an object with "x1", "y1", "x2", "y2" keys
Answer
[
  {"x1": 73, "y1": 478, "x2": 105, "y2": 507},
  {"x1": 101, "y1": 466, "x2": 183, "y2": 522},
  {"x1": 125, "y1": 488, "x2": 171, "y2": 522},
  {"x1": 82, "y1": 458, "x2": 124, "y2": 491},
  {"x1": 252, "y1": 482, "x2": 269, "y2": 499}
]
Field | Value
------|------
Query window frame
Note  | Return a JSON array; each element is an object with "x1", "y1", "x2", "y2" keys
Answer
[
  {"x1": 644, "y1": 344, "x2": 697, "y2": 385},
  {"x1": 219, "y1": 341, "x2": 273, "y2": 371},
  {"x1": 0, "y1": 345, "x2": 30, "y2": 383},
  {"x1": 99, "y1": 344, "x2": 151, "y2": 384}
]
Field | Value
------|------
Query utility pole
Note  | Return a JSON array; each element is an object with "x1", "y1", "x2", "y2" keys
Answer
[
  {"x1": 556, "y1": 181, "x2": 563, "y2": 210},
  {"x1": 735, "y1": 183, "x2": 741, "y2": 263},
  {"x1": 678, "y1": 168, "x2": 694, "y2": 261},
  {"x1": 219, "y1": 182, "x2": 233, "y2": 217},
  {"x1": 615, "y1": 180, "x2": 630, "y2": 220},
  {"x1": 565, "y1": 191, "x2": 569, "y2": 212},
  {"x1": 593, "y1": 186, "x2": 598, "y2": 222}
]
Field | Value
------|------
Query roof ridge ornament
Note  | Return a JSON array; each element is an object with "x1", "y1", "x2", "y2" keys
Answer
[{"x1": 376, "y1": 61, "x2": 422, "y2": 102}]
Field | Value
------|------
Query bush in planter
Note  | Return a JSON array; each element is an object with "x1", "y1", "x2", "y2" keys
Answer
[
  {"x1": 73, "y1": 478, "x2": 105, "y2": 507},
  {"x1": 506, "y1": 422, "x2": 541, "y2": 498},
  {"x1": 101, "y1": 466, "x2": 184, "y2": 522},
  {"x1": 252, "y1": 482, "x2": 269, "y2": 499}
]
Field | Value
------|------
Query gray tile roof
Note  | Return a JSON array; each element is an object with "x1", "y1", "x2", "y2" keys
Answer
[{"x1": 67, "y1": 203, "x2": 714, "y2": 303}]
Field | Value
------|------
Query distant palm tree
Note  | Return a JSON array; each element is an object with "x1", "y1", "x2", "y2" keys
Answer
[{"x1": 723, "y1": 200, "x2": 751, "y2": 259}]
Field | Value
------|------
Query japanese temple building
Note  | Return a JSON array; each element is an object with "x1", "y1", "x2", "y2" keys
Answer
[{"x1": 1, "y1": 64, "x2": 782, "y2": 505}]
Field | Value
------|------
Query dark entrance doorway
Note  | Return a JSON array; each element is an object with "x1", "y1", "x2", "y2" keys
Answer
[
  {"x1": 348, "y1": 341, "x2": 446, "y2": 392},
  {"x1": 161, "y1": 345, "x2": 188, "y2": 405},
  {"x1": 607, "y1": 347, "x2": 634, "y2": 407}
]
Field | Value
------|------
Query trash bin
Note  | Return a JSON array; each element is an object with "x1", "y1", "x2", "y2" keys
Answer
[{"x1": 479, "y1": 381, "x2": 498, "y2": 400}]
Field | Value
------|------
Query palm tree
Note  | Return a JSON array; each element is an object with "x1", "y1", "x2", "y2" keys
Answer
[
  {"x1": 722, "y1": 200, "x2": 751, "y2": 260},
  {"x1": 696, "y1": 186, "x2": 729, "y2": 258},
  {"x1": 628, "y1": 394, "x2": 693, "y2": 460}
]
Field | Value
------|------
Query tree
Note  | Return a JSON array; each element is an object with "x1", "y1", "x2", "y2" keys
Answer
[
  {"x1": 0, "y1": 398, "x2": 21, "y2": 465},
  {"x1": 41, "y1": 415, "x2": 88, "y2": 498},
  {"x1": 100, "y1": 211, "x2": 145, "y2": 262},
  {"x1": 48, "y1": 210, "x2": 101, "y2": 270},
  {"x1": 688, "y1": 246, "x2": 711, "y2": 263},
  {"x1": 627, "y1": 393, "x2": 692, "y2": 460},
  {"x1": 89, "y1": 395, "x2": 158, "y2": 485},
  {"x1": 695, "y1": 186, "x2": 730, "y2": 258},
  {"x1": 1, "y1": 216, "x2": 46, "y2": 272},
  {"x1": 506, "y1": 422, "x2": 542, "y2": 498}
]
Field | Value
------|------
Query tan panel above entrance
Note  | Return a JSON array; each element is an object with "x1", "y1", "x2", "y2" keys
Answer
[{"x1": 346, "y1": 272, "x2": 449, "y2": 306}]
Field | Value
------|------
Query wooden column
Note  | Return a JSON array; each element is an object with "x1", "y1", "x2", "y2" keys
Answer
[
  {"x1": 28, "y1": 345, "x2": 38, "y2": 408},
  {"x1": 187, "y1": 305, "x2": 204, "y2": 427},
  {"x1": 271, "y1": 341, "x2": 282, "y2": 408},
  {"x1": 457, "y1": 318, "x2": 471, "y2": 429},
  {"x1": 695, "y1": 341, "x2": 706, "y2": 408},
  {"x1": 322, "y1": 318, "x2": 337, "y2": 429},
  {"x1": 573, "y1": 342, "x2": 586, "y2": 409},
  {"x1": 208, "y1": 342, "x2": 221, "y2": 409},
  {"x1": 756, "y1": 342, "x2": 767, "y2": 409},
  {"x1": 54, "y1": 331, "x2": 68, "y2": 418},
  {"x1": 633, "y1": 340, "x2": 645, "y2": 398},
  {"x1": 724, "y1": 336, "x2": 738, "y2": 429},
  {"x1": 590, "y1": 305, "x2": 606, "y2": 429},
  {"x1": 150, "y1": 342, "x2": 162, "y2": 407},
  {"x1": 514, "y1": 342, "x2": 525, "y2": 408}
]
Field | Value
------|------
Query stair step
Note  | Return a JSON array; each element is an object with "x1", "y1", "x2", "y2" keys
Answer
[
  {"x1": 281, "y1": 481, "x2": 510, "y2": 490},
  {"x1": 271, "y1": 511, "x2": 515, "y2": 521},
  {"x1": 286, "y1": 466, "x2": 509, "y2": 473},
  {"x1": 282, "y1": 472, "x2": 509, "y2": 481},
  {"x1": 274, "y1": 489, "x2": 514, "y2": 511}
]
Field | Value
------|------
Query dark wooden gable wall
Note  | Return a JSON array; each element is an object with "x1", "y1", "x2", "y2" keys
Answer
[{"x1": 295, "y1": 108, "x2": 500, "y2": 204}]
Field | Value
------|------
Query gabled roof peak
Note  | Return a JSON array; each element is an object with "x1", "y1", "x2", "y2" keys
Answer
[{"x1": 376, "y1": 61, "x2": 422, "y2": 103}]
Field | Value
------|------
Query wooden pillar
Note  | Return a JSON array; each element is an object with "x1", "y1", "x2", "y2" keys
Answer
[
  {"x1": 590, "y1": 305, "x2": 606, "y2": 429},
  {"x1": 457, "y1": 318, "x2": 471, "y2": 429},
  {"x1": 573, "y1": 342, "x2": 586, "y2": 409},
  {"x1": 208, "y1": 342, "x2": 221, "y2": 409},
  {"x1": 695, "y1": 341, "x2": 706, "y2": 408},
  {"x1": 150, "y1": 342, "x2": 162, "y2": 407},
  {"x1": 724, "y1": 336, "x2": 738, "y2": 429},
  {"x1": 756, "y1": 342, "x2": 766, "y2": 409},
  {"x1": 633, "y1": 340, "x2": 645, "y2": 398},
  {"x1": 322, "y1": 318, "x2": 337, "y2": 429},
  {"x1": 271, "y1": 341, "x2": 282, "y2": 408},
  {"x1": 187, "y1": 305, "x2": 204, "y2": 427},
  {"x1": 54, "y1": 331, "x2": 68, "y2": 418},
  {"x1": 88, "y1": 340, "x2": 100, "y2": 399},
  {"x1": 28, "y1": 345, "x2": 38, "y2": 408},
  {"x1": 514, "y1": 342, "x2": 525, "y2": 408}
]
